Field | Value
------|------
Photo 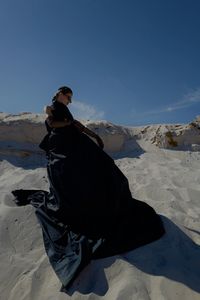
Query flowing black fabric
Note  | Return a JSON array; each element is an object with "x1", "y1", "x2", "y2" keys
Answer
[{"x1": 11, "y1": 100, "x2": 165, "y2": 290}]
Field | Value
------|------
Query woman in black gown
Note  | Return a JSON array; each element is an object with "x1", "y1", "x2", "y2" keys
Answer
[{"x1": 11, "y1": 86, "x2": 165, "y2": 291}]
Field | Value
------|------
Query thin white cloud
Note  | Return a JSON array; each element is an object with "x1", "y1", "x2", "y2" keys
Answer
[
  {"x1": 131, "y1": 87, "x2": 200, "y2": 119},
  {"x1": 71, "y1": 100, "x2": 105, "y2": 120},
  {"x1": 164, "y1": 88, "x2": 200, "y2": 112}
]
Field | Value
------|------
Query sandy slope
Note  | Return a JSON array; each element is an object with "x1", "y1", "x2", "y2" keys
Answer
[{"x1": 0, "y1": 113, "x2": 200, "y2": 300}]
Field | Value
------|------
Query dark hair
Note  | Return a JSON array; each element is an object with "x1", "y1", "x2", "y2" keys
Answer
[{"x1": 52, "y1": 86, "x2": 73, "y2": 102}]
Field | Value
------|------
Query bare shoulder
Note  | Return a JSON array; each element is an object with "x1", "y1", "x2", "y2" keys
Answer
[{"x1": 43, "y1": 105, "x2": 54, "y2": 115}]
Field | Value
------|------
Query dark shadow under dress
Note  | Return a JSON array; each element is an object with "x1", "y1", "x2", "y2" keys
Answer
[{"x1": 11, "y1": 100, "x2": 165, "y2": 290}]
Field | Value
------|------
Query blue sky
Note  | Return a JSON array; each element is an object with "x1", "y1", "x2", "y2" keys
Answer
[{"x1": 0, "y1": 0, "x2": 200, "y2": 126}]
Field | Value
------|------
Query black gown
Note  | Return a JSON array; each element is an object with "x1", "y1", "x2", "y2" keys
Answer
[{"x1": 11, "y1": 100, "x2": 165, "y2": 291}]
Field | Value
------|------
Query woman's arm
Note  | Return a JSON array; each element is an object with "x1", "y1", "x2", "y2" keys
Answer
[
  {"x1": 44, "y1": 106, "x2": 104, "y2": 148},
  {"x1": 46, "y1": 116, "x2": 73, "y2": 128},
  {"x1": 73, "y1": 119, "x2": 96, "y2": 136},
  {"x1": 73, "y1": 119, "x2": 104, "y2": 149},
  {"x1": 73, "y1": 119, "x2": 86, "y2": 133}
]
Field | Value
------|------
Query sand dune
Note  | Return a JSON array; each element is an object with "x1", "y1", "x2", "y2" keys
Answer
[{"x1": 0, "y1": 113, "x2": 200, "y2": 299}]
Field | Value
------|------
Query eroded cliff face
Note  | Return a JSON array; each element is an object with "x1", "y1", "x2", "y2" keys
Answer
[
  {"x1": 1, "y1": 112, "x2": 200, "y2": 162},
  {"x1": 135, "y1": 121, "x2": 200, "y2": 151},
  {"x1": 0, "y1": 113, "x2": 134, "y2": 159}
]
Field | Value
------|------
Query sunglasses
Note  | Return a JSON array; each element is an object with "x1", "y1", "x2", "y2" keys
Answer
[
  {"x1": 66, "y1": 95, "x2": 72, "y2": 101},
  {"x1": 62, "y1": 93, "x2": 72, "y2": 101}
]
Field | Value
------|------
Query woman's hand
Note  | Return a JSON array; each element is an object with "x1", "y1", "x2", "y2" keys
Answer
[{"x1": 95, "y1": 135, "x2": 104, "y2": 149}]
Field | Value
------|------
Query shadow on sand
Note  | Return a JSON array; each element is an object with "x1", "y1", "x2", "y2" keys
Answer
[
  {"x1": 0, "y1": 153, "x2": 47, "y2": 169},
  {"x1": 65, "y1": 216, "x2": 200, "y2": 296},
  {"x1": 0, "y1": 139, "x2": 145, "y2": 170},
  {"x1": 107, "y1": 138, "x2": 145, "y2": 160}
]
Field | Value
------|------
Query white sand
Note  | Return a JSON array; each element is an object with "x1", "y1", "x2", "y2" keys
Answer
[{"x1": 0, "y1": 113, "x2": 200, "y2": 300}]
